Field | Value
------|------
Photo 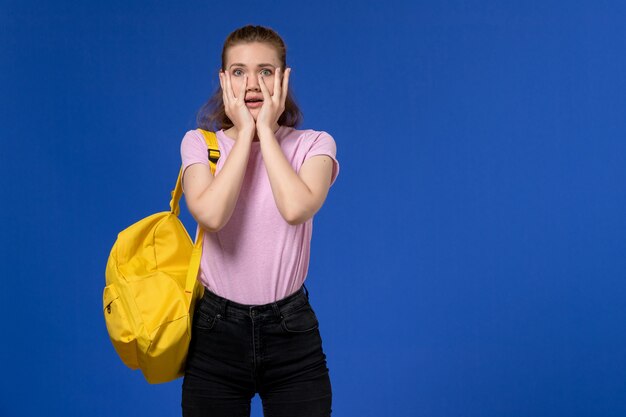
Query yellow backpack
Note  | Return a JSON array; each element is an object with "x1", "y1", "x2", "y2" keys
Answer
[{"x1": 103, "y1": 129, "x2": 220, "y2": 384}]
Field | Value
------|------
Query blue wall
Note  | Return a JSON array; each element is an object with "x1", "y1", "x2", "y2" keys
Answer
[{"x1": 2, "y1": 0, "x2": 625, "y2": 416}]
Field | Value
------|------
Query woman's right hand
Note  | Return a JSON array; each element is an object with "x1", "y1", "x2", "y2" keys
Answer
[{"x1": 219, "y1": 70, "x2": 256, "y2": 135}]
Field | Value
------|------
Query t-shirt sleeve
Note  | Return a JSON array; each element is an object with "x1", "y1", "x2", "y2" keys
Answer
[
  {"x1": 303, "y1": 131, "x2": 340, "y2": 187},
  {"x1": 180, "y1": 129, "x2": 209, "y2": 193}
]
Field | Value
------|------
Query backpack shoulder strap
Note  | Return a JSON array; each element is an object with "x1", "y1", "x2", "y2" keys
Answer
[
  {"x1": 169, "y1": 130, "x2": 220, "y2": 216},
  {"x1": 197, "y1": 129, "x2": 220, "y2": 175},
  {"x1": 182, "y1": 129, "x2": 220, "y2": 300}
]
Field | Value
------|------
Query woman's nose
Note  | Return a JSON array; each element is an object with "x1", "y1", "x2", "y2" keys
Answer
[{"x1": 246, "y1": 74, "x2": 260, "y2": 90}]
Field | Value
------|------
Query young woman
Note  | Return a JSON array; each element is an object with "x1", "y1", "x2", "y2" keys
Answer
[{"x1": 179, "y1": 25, "x2": 340, "y2": 416}]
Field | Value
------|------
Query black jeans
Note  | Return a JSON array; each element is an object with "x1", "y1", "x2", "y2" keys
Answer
[{"x1": 181, "y1": 285, "x2": 332, "y2": 416}]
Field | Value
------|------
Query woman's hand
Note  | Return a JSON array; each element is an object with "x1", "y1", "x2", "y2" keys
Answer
[
  {"x1": 256, "y1": 67, "x2": 291, "y2": 131},
  {"x1": 219, "y1": 70, "x2": 256, "y2": 134}
]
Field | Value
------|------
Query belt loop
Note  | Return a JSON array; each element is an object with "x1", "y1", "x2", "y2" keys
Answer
[
  {"x1": 302, "y1": 283, "x2": 309, "y2": 299},
  {"x1": 219, "y1": 298, "x2": 228, "y2": 318},
  {"x1": 272, "y1": 302, "x2": 283, "y2": 319}
]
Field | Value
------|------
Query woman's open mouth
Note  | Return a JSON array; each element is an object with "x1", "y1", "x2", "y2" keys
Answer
[{"x1": 246, "y1": 100, "x2": 263, "y2": 108}]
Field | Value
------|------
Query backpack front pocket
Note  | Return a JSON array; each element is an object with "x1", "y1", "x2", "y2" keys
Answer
[{"x1": 103, "y1": 284, "x2": 139, "y2": 369}]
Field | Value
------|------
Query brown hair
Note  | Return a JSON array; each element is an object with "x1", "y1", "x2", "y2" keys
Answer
[{"x1": 196, "y1": 25, "x2": 303, "y2": 131}]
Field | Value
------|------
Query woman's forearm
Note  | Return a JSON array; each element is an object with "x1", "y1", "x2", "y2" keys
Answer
[
  {"x1": 195, "y1": 128, "x2": 255, "y2": 232},
  {"x1": 257, "y1": 126, "x2": 314, "y2": 225}
]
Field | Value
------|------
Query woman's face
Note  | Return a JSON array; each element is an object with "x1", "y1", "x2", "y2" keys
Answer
[{"x1": 223, "y1": 42, "x2": 282, "y2": 120}]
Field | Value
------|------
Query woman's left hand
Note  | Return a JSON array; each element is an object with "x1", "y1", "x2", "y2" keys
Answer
[{"x1": 256, "y1": 67, "x2": 291, "y2": 131}]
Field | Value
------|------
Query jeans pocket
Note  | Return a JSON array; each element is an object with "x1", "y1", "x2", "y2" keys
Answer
[
  {"x1": 281, "y1": 304, "x2": 320, "y2": 333},
  {"x1": 193, "y1": 299, "x2": 220, "y2": 331}
]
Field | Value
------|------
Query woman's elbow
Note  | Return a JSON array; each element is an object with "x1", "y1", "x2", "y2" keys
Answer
[
  {"x1": 285, "y1": 215, "x2": 305, "y2": 226},
  {"x1": 199, "y1": 219, "x2": 223, "y2": 233},
  {"x1": 282, "y1": 204, "x2": 315, "y2": 226},
  {"x1": 191, "y1": 207, "x2": 226, "y2": 233}
]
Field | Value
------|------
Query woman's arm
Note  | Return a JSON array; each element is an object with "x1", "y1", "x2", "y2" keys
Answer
[
  {"x1": 184, "y1": 68, "x2": 259, "y2": 232},
  {"x1": 253, "y1": 68, "x2": 335, "y2": 225},
  {"x1": 258, "y1": 126, "x2": 334, "y2": 225},
  {"x1": 183, "y1": 128, "x2": 255, "y2": 232}
]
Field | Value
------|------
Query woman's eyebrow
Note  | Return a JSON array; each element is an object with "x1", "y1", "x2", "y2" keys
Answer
[{"x1": 229, "y1": 63, "x2": 276, "y2": 69}]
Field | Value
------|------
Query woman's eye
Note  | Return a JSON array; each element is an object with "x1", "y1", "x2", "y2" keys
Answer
[
  {"x1": 233, "y1": 69, "x2": 243, "y2": 76},
  {"x1": 261, "y1": 69, "x2": 272, "y2": 76}
]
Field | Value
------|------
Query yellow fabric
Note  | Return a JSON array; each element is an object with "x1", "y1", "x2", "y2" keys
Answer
[{"x1": 104, "y1": 129, "x2": 218, "y2": 384}]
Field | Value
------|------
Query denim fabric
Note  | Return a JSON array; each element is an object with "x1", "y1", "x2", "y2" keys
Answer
[{"x1": 181, "y1": 285, "x2": 332, "y2": 416}]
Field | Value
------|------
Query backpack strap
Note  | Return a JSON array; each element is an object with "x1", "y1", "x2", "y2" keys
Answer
[
  {"x1": 169, "y1": 130, "x2": 220, "y2": 215},
  {"x1": 180, "y1": 130, "x2": 220, "y2": 300}
]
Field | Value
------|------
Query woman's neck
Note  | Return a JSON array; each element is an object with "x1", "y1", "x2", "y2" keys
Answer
[{"x1": 224, "y1": 122, "x2": 280, "y2": 142}]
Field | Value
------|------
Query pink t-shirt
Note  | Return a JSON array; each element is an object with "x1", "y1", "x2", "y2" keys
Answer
[{"x1": 180, "y1": 125, "x2": 340, "y2": 305}]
